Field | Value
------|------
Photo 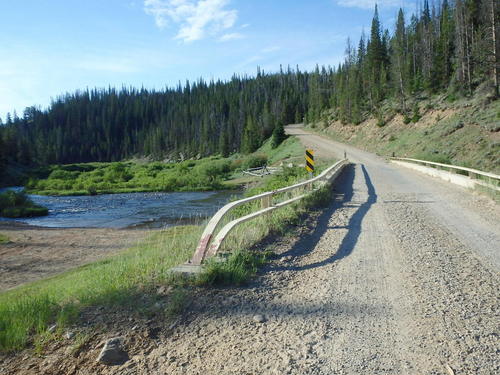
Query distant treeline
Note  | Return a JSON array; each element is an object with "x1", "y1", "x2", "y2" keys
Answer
[{"x1": 0, "y1": 0, "x2": 497, "y2": 180}]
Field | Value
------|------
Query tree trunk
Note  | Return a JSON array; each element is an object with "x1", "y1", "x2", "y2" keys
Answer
[{"x1": 492, "y1": 0, "x2": 499, "y2": 96}]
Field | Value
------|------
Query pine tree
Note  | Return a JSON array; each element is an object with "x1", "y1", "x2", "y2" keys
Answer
[
  {"x1": 367, "y1": 5, "x2": 385, "y2": 106},
  {"x1": 393, "y1": 8, "x2": 408, "y2": 112},
  {"x1": 271, "y1": 121, "x2": 287, "y2": 148}
]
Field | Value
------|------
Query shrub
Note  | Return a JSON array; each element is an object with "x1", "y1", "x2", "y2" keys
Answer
[
  {"x1": 195, "y1": 160, "x2": 231, "y2": 182},
  {"x1": 411, "y1": 103, "x2": 421, "y2": 122},
  {"x1": 86, "y1": 185, "x2": 97, "y2": 195},
  {"x1": 0, "y1": 190, "x2": 48, "y2": 218},
  {"x1": 48, "y1": 169, "x2": 78, "y2": 180},
  {"x1": 446, "y1": 93, "x2": 458, "y2": 103},
  {"x1": 376, "y1": 118, "x2": 386, "y2": 127}
]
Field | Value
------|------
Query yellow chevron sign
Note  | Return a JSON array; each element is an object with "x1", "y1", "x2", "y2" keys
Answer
[{"x1": 305, "y1": 149, "x2": 314, "y2": 173}]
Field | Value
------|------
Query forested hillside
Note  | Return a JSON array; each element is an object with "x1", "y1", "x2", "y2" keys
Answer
[
  {"x1": 305, "y1": 0, "x2": 499, "y2": 126},
  {"x1": 0, "y1": 0, "x2": 498, "y2": 183},
  {"x1": 0, "y1": 71, "x2": 309, "y2": 165}
]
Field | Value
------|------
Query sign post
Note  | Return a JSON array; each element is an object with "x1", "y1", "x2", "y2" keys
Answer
[{"x1": 305, "y1": 149, "x2": 314, "y2": 180}]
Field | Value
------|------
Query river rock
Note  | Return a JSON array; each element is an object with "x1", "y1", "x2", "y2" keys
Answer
[
  {"x1": 96, "y1": 337, "x2": 129, "y2": 365},
  {"x1": 253, "y1": 314, "x2": 266, "y2": 323}
]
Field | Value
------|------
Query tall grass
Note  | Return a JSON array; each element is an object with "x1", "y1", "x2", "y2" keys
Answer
[
  {"x1": 198, "y1": 249, "x2": 270, "y2": 286},
  {"x1": 0, "y1": 225, "x2": 201, "y2": 352}
]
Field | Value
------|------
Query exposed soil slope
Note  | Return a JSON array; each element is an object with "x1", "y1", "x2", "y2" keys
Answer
[{"x1": 313, "y1": 95, "x2": 500, "y2": 173}]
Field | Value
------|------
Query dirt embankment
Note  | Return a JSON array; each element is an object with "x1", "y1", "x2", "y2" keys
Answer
[
  {"x1": 313, "y1": 95, "x2": 500, "y2": 174},
  {"x1": 0, "y1": 223, "x2": 148, "y2": 291}
]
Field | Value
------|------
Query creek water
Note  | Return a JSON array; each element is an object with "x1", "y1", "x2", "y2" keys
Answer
[{"x1": 0, "y1": 189, "x2": 239, "y2": 229}]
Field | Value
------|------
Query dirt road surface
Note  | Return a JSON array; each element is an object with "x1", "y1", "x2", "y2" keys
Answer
[
  {"x1": 139, "y1": 126, "x2": 498, "y2": 375},
  {"x1": 3, "y1": 126, "x2": 499, "y2": 374}
]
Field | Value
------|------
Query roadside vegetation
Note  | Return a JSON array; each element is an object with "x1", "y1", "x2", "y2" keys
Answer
[
  {"x1": 197, "y1": 182, "x2": 333, "y2": 287},
  {"x1": 0, "y1": 190, "x2": 48, "y2": 218},
  {"x1": 0, "y1": 225, "x2": 200, "y2": 351}
]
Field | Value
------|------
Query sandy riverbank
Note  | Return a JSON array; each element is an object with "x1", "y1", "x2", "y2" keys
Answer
[{"x1": 0, "y1": 222, "x2": 149, "y2": 291}]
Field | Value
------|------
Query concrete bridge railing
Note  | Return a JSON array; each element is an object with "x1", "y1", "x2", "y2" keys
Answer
[
  {"x1": 390, "y1": 157, "x2": 500, "y2": 193},
  {"x1": 189, "y1": 158, "x2": 349, "y2": 265}
]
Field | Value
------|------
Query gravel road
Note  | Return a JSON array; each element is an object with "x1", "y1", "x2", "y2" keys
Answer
[
  {"x1": 6, "y1": 126, "x2": 498, "y2": 374},
  {"x1": 121, "y1": 126, "x2": 498, "y2": 374}
]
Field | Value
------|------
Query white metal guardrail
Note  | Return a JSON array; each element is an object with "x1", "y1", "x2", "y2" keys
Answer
[
  {"x1": 390, "y1": 157, "x2": 500, "y2": 192},
  {"x1": 190, "y1": 158, "x2": 349, "y2": 265}
]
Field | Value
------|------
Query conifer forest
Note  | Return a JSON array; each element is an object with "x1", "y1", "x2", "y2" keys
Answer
[{"x1": 0, "y1": 1, "x2": 498, "y2": 183}]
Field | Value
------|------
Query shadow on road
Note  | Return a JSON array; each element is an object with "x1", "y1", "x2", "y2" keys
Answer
[{"x1": 269, "y1": 163, "x2": 377, "y2": 272}]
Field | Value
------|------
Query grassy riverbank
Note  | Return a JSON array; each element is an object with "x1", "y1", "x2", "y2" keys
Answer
[
  {"x1": 0, "y1": 225, "x2": 200, "y2": 351},
  {"x1": 24, "y1": 137, "x2": 304, "y2": 196}
]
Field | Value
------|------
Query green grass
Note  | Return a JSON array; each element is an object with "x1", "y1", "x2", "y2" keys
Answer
[
  {"x1": 256, "y1": 136, "x2": 304, "y2": 165},
  {"x1": 198, "y1": 249, "x2": 270, "y2": 286},
  {"x1": 0, "y1": 225, "x2": 201, "y2": 352},
  {"x1": 0, "y1": 234, "x2": 9, "y2": 244},
  {"x1": 26, "y1": 158, "x2": 234, "y2": 196},
  {"x1": 0, "y1": 190, "x2": 48, "y2": 218},
  {"x1": 24, "y1": 137, "x2": 305, "y2": 196}
]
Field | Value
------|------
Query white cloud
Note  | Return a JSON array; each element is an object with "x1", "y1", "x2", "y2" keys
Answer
[
  {"x1": 336, "y1": 0, "x2": 403, "y2": 10},
  {"x1": 144, "y1": 0, "x2": 238, "y2": 42},
  {"x1": 219, "y1": 32, "x2": 244, "y2": 42}
]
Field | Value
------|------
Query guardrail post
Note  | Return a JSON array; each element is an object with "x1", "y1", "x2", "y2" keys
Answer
[
  {"x1": 261, "y1": 194, "x2": 272, "y2": 209},
  {"x1": 468, "y1": 171, "x2": 476, "y2": 179}
]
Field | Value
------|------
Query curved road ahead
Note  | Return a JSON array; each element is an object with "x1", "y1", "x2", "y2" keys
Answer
[
  {"x1": 94, "y1": 126, "x2": 500, "y2": 374},
  {"x1": 286, "y1": 124, "x2": 500, "y2": 271}
]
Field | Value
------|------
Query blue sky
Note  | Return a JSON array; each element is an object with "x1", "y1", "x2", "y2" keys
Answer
[{"x1": 0, "y1": 0, "x2": 415, "y2": 119}]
